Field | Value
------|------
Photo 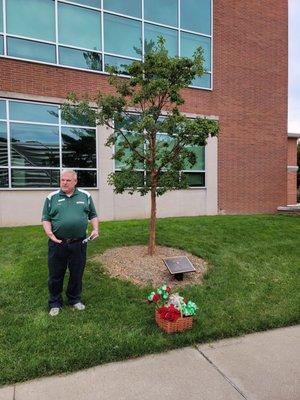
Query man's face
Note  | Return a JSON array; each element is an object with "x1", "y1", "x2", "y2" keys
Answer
[{"x1": 60, "y1": 173, "x2": 77, "y2": 194}]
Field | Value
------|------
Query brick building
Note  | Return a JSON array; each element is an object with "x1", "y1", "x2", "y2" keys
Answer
[{"x1": 0, "y1": 0, "x2": 296, "y2": 226}]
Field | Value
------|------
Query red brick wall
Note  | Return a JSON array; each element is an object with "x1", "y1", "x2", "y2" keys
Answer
[{"x1": 0, "y1": 0, "x2": 288, "y2": 213}]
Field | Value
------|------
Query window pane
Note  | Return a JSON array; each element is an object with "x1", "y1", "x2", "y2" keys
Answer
[
  {"x1": 0, "y1": 0, "x2": 3, "y2": 32},
  {"x1": 145, "y1": 24, "x2": 177, "y2": 56},
  {"x1": 184, "y1": 145, "x2": 205, "y2": 170},
  {"x1": 144, "y1": 0, "x2": 177, "y2": 27},
  {"x1": 66, "y1": 0, "x2": 100, "y2": 7},
  {"x1": 104, "y1": 55, "x2": 132, "y2": 74},
  {"x1": 59, "y1": 46, "x2": 102, "y2": 71},
  {"x1": 0, "y1": 35, "x2": 3, "y2": 54},
  {"x1": 181, "y1": 0, "x2": 211, "y2": 35},
  {"x1": 11, "y1": 169, "x2": 60, "y2": 188},
  {"x1": 0, "y1": 100, "x2": 6, "y2": 119},
  {"x1": 6, "y1": 0, "x2": 55, "y2": 41},
  {"x1": 192, "y1": 73, "x2": 211, "y2": 89},
  {"x1": 10, "y1": 123, "x2": 59, "y2": 167},
  {"x1": 103, "y1": 0, "x2": 141, "y2": 18},
  {"x1": 62, "y1": 127, "x2": 96, "y2": 168},
  {"x1": 61, "y1": 106, "x2": 96, "y2": 127},
  {"x1": 0, "y1": 169, "x2": 9, "y2": 187},
  {"x1": 184, "y1": 172, "x2": 205, "y2": 187},
  {"x1": 7, "y1": 37, "x2": 56, "y2": 63},
  {"x1": 104, "y1": 14, "x2": 141, "y2": 58},
  {"x1": 115, "y1": 132, "x2": 144, "y2": 169},
  {"x1": 76, "y1": 170, "x2": 97, "y2": 187},
  {"x1": 58, "y1": 3, "x2": 101, "y2": 51},
  {"x1": 9, "y1": 102, "x2": 59, "y2": 124},
  {"x1": 181, "y1": 32, "x2": 211, "y2": 71},
  {"x1": 0, "y1": 122, "x2": 8, "y2": 166}
]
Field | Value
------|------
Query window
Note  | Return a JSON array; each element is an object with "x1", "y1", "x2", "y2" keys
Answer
[
  {"x1": 144, "y1": 24, "x2": 177, "y2": 57},
  {"x1": 103, "y1": 0, "x2": 141, "y2": 18},
  {"x1": 0, "y1": 0, "x2": 212, "y2": 89},
  {"x1": 6, "y1": 0, "x2": 55, "y2": 41},
  {"x1": 114, "y1": 117, "x2": 206, "y2": 188},
  {"x1": 0, "y1": 99, "x2": 97, "y2": 189},
  {"x1": 144, "y1": 0, "x2": 177, "y2": 27},
  {"x1": 58, "y1": 3, "x2": 101, "y2": 51},
  {"x1": 104, "y1": 14, "x2": 141, "y2": 58},
  {"x1": 180, "y1": 0, "x2": 211, "y2": 35}
]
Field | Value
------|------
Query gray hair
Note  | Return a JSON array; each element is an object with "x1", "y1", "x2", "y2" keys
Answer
[{"x1": 61, "y1": 169, "x2": 77, "y2": 178}]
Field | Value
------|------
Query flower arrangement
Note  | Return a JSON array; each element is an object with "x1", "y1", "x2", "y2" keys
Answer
[{"x1": 147, "y1": 285, "x2": 198, "y2": 329}]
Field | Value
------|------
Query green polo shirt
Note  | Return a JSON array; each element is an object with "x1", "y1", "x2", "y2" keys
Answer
[{"x1": 42, "y1": 188, "x2": 98, "y2": 239}]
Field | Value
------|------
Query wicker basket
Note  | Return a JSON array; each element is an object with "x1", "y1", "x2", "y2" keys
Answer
[{"x1": 155, "y1": 309, "x2": 193, "y2": 334}]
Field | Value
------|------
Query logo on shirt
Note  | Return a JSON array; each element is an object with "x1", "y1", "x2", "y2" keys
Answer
[
  {"x1": 76, "y1": 201, "x2": 85, "y2": 204},
  {"x1": 58, "y1": 199, "x2": 65, "y2": 202}
]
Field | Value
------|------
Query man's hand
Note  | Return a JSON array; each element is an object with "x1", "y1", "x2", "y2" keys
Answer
[
  {"x1": 48, "y1": 232, "x2": 62, "y2": 244},
  {"x1": 90, "y1": 230, "x2": 99, "y2": 240}
]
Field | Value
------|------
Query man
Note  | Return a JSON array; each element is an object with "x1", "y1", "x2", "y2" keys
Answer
[{"x1": 42, "y1": 169, "x2": 99, "y2": 316}]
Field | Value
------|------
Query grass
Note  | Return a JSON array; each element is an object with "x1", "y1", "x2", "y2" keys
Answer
[{"x1": 0, "y1": 214, "x2": 299, "y2": 386}]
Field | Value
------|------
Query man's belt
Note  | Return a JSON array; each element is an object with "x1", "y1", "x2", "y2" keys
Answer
[{"x1": 58, "y1": 238, "x2": 84, "y2": 244}]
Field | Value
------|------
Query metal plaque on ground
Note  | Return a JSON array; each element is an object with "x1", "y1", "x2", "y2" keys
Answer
[{"x1": 163, "y1": 256, "x2": 196, "y2": 280}]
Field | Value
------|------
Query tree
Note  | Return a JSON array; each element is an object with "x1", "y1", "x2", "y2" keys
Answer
[{"x1": 62, "y1": 38, "x2": 219, "y2": 255}]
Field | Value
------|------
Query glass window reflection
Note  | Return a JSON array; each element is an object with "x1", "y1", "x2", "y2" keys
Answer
[
  {"x1": 104, "y1": 14, "x2": 141, "y2": 58},
  {"x1": 192, "y1": 73, "x2": 211, "y2": 89},
  {"x1": 103, "y1": 0, "x2": 141, "y2": 18},
  {"x1": 62, "y1": 127, "x2": 96, "y2": 168},
  {"x1": 144, "y1": 0, "x2": 177, "y2": 27},
  {"x1": 58, "y1": 3, "x2": 101, "y2": 51},
  {"x1": 76, "y1": 170, "x2": 97, "y2": 187},
  {"x1": 11, "y1": 168, "x2": 60, "y2": 188},
  {"x1": 59, "y1": 47, "x2": 102, "y2": 71},
  {"x1": 0, "y1": 0, "x2": 3, "y2": 32},
  {"x1": 0, "y1": 35, "x2": 3, "y2": 55},
  {"x1": 0, "y1": 100, "x2": 6, "y2": 119},
  {"x1": 6, "y1": 0, "x2": 55, "y2": 41},
  {"x1": 7, "y1": 37, "x2": 56, "y2": 64},
  {"x1": 65, "y1": 0, "x2": 101, "y2": 7},
  {"x1": 0, "y1": 122, "x2": 8, "y2": 166},
  {"x1": 0, "y1": 168, "x2": 9, "y2": 187},
  {"x1": 184, "y1": 145, "x2": 205, "y2": 170},
  {"x1": 10, "y1": 102, "x2": 59, "y2": 124},
  {"x1": 181, "y1": 32, "x2": 211, "y2": 71},
  {"x1": 104, "y1": 55, "x2": 132, "y2": 74},
  {"x1": 10, "y1": 123, "x2": 60, "y2": 167},
  {"x1": 145, "y1": 24, "x2": 177, "y2": 56},
  {"x1": 181, "y1": 0, "x2": 211, "y2": 35},
  {"x1": 183, "y1": 172, "x2": 205, "y2": 187}
]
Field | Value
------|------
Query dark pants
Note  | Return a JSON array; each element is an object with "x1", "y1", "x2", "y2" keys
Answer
[{"x1": 48, "y1": 239, "x2": 87, "y2": 309}]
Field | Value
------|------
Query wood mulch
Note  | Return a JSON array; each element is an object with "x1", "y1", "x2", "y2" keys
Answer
[{"x1": 94, "y1": 245, "x2": 208, "y2": 288}]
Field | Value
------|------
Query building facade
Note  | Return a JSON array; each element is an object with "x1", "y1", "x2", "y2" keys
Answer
[{"x1": 0, "y1": 0, "x2": 293, "y2": 226}]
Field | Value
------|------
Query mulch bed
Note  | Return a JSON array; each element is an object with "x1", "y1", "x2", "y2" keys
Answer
[{"x1": 94, "y1": 245, "x2": 208, "y2": 288}]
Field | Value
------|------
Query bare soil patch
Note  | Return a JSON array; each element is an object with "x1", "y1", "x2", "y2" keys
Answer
[{"x1": 94, "y1": 245, "x2": 208, "y2": 288}]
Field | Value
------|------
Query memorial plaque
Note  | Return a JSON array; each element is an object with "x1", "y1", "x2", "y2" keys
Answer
[{"x1": 163, "y1": 256, "x2": 196, "y2": 280}]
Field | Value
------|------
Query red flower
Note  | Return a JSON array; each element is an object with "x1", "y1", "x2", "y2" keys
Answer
[
  {"x1": 158, "y1": 305, "x2": 180, "y2": 322},
  {"x1": 166, "y1": 286, "x2": 171, "y2": 293},
  {"x1": 153, "y1": 293, "x2": 161, "y2": 302}
]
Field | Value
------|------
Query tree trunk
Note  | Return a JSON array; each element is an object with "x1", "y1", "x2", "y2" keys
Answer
[{"x1": 148, "y1": 175, "x2": 157, "y2": 256}]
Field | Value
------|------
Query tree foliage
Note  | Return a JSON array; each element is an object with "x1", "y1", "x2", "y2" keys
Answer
[{"x1": 62, "y1": 38, "x2": 219, "y2": 254}]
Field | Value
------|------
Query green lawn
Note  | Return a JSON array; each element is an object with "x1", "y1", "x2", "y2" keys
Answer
[{"x1": 0, "y1": 215, "x2": 299, "y2": 386}]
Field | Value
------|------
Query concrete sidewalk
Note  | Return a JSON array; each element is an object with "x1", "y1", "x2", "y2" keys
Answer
[{"x1": 1, "y1": 325, "x2": 299, "y2": 400}]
